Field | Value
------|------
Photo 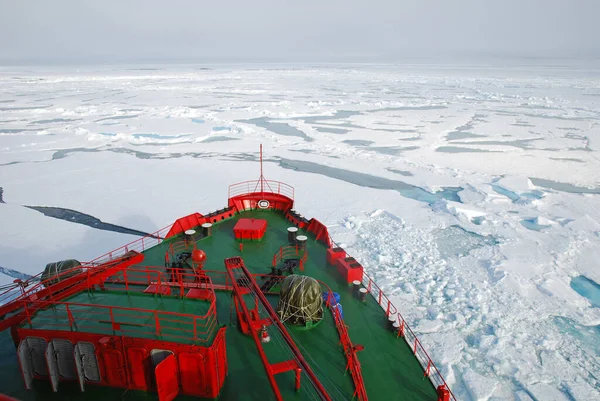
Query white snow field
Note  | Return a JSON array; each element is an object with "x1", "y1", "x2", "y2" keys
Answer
[{"x1": 1, "y1": 63, "x2": 599, "y2": 400}]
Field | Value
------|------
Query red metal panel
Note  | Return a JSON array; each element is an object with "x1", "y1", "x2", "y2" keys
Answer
[
  {"x1": 15, "y1": 329, "x2": 228, "y2": 396},
  {"x1": 155, "y1": 354, "x2": 179, "y2": 401},
  {"x1": 126, "y1": 348, "x2": 150, "y2": 391},
  {"x1": 336, "y1": 257, "x2": 364, "y2": 284},
  {"x1": 307, "y1": 218, "x2": 332, "y2": 247},
  {"x1": 326, "y1": 247, "x2": 347, "y2": 265},
  {"x1": 165, "y1": 213, "x2": 205, "y2": 238},
  {"x1": 101, "y1": 350, "x2": 127, "y2": 388},
  {"x1": 186, "y1": 288, "x2": 211, "y2": 300},
  {"x1": 213, "y1": 328, "x2": 228, "y2": 396},
  {"x1": 178, "y1": 352, "x2": 205, "y2": 396},
  {"x1": 233, "y1": 218, "x2": 267, "y2": 240}
]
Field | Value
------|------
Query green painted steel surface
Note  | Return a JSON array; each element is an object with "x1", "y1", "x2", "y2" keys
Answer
[
  {"x1": 21, "y1": 292, "x2": 214, "y2": 344},
  {"x1": 1, "y1": 209, "x2": 438, "y2": 401}
]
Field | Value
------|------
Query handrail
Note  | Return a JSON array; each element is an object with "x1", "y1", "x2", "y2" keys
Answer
[
  {"x1": 20, "y1": 299, "x2": 218, "y2": 344},
  {"x1": 0, "y1": 224, "x2": 173, "y2": 308},
  {"x1": 228, "y1": 179, "x2": 294, "y2": 200},
  {"x1": 325, "y1": 232, "x2": 455, "y2": 399},
  {"x1": 320, "y1": 282, "x2": 368, "y2": 401},
  {"x1": 15, "y1": 265, "x2": 218, "y2": 344},
  {"x1": 361, "y1": 273, "x2": 456, "y2": 400},
  {"x1": 89, "y1": 224, "x2": 173, "y2": 265},
  {"x1": 224, "y1": 256, "x2": 331, "y2": 401},
  {"x1": 0, "y1": 253, "x2": 144, "y2": 318},
  {"x1": 200, "y1": 266, "x2": 368, "y2": 400},
  {"x1": 272, "y1": 245, "x2": 308, "y2": 271},
  {"x1": 106, "y1": 266, "x2": 217, "y2": 307}
]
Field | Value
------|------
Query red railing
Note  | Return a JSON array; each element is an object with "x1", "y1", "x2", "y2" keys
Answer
[
  {"x1": 228, "y1": 179, "x2": 294, "y2": 200},
  {"x1": 89, "y1": 224, "x2": 173, "y2": 265},
  {"x1": 361, "y1": 274, "x2": 456, "y2": 400},
  {"x1": 165, "y1": 240, "x2": 196, "y2": 266},
  {"x1": 0, "y1": 252, "x2": 144, "y2": 320},
  {"x1": 322, "y1": 285, "x2": 368, "y2": 400},
  {"x1": 14, "y1": 264, "x2": 219, "y2": 344},
  {"x1": 0, "y1": 223, "x2": 172, "y2": 307},
  {"x1": 320, "y1": 228, "x2": 454, "y2": 399},
  {"x1": 20, "y1": 299, "x2": 218, "y2": 344},
  {"x1": 203, "y1": 267, "x2": 368, "y2": 400},
  {"x1": 271, "y1": 245, "x2": 308, "y2": 270},
  {"x1": 106, "y1": 266, "x2": 217, "y2": 302},
  {"x1": 224, "y1": 256, "x2": 332, "y2": 401}
]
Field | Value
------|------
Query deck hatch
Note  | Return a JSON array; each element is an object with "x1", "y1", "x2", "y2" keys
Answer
[
  {"x1": 51, "y1": 339, "x2": 77, "y2": 380},
  {"x1": 155, "y1": 354, "x2": 179, "y2": 401},
  {"x1": 17, "y1": 340, "x2": 34, "y2": 390},
  {"x1": 75, "y1": 341, "x2": 101, "y2": 388},
  {"x1": 20, "y1": 337, "x2": 48, "y2": 377},
  {"x1": 45, "y1": 341, "x2": 59, "y2": 392}
]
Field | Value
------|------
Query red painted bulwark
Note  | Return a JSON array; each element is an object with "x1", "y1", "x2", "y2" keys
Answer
[
  {"x1": 233, "y1": 218, "x2": 267, "y2": 241},
  {"x1": 307, "y1": 219, "x2": 332, "y2": 247},
  {"x1": 15, "y1": 327, "x2": 228, "y2": 398},
  {"x1": 156, "y1": 354, "x2": 179, "y2": 401},
  {"x1": 228, "y1": 193, "x2": 293, "y2": 212},
  {"x1": 165, "y1": 213, "x2": 205, "y2": 239}
]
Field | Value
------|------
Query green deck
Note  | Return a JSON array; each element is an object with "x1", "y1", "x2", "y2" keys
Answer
[
  {"x1": 24, "y1": 292, "x2": 215, "y2": 344},
  {"x1": 3, "y1": 209, "x2": 438, "y2": 401}
]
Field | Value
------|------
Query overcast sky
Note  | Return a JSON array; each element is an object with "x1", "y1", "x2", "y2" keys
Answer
[{"x1": 0, "y1": 0, "x2": 598, "y2": 64}]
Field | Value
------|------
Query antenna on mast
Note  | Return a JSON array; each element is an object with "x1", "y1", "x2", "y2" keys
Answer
[{"x1": 259, "y1": 144, "x2": 264, "y2": 196}]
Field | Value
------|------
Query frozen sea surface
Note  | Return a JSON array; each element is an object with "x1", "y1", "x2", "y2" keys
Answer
[{"x1": 1, "y1": 63, "x2": 600, "y2": 400}]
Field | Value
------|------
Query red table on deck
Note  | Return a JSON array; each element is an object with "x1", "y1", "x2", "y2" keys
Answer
[{"x1": 233, "y1": 218, "x2": 267, "y2": 241}]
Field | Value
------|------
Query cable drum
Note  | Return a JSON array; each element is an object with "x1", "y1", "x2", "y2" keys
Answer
[
  {"x1": 41, "y1": 259, "x2": 82, "y2": 287},
  {"x1": 276, "y1": 275, "x2": 323, "y2": 329}
]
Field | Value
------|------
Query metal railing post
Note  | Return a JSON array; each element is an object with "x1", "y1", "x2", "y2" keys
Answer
[
  {"x1": 66, "y1": 304, "x2": 74, "y2": 330},
  {"x1": 154, "y1": 311, "x2": 161, "y2": 337},
  {"x1": 109, "y1": 307, "x2": 115, "y2": 334},
  {"x1": 23, "y1": 301, "x2": 32, "y2": 327}
]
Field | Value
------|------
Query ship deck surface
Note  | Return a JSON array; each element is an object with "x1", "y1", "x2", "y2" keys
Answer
[{"x1": 3, "y1": 209, "x2": 437, "y2": 401}]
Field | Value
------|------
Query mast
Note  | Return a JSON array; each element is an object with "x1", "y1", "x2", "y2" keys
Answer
[{"x1": 260, "y1": 144, "x2": 264, "y2": 197}]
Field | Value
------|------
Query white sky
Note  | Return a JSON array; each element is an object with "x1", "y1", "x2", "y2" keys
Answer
[{"x1": 0, "y1": 0, "x2": 599, "y2": 63}]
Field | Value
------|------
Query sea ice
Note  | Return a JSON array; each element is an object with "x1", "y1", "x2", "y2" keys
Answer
[{"x1": 0, "y1": 64, "x2": 599, "y2": 400}]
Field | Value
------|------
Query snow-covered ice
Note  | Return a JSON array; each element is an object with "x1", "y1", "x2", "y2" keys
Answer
[{"x1": 1, "y1": 63, "x2": 600, "y2": 400}]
